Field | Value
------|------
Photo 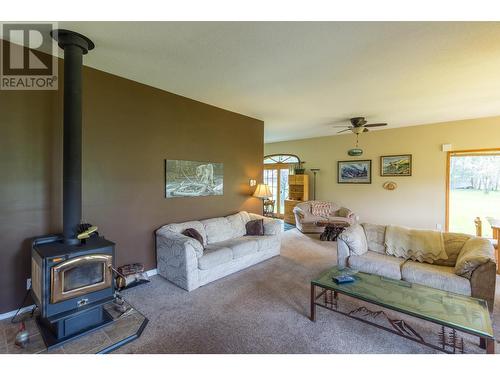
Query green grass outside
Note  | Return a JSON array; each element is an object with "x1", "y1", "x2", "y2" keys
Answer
[{"x1": 449, "y1": 189, "x2": 500, "y2": 238}]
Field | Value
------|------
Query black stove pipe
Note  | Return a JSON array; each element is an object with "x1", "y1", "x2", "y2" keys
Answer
[{"x1": 50, "y1": 30, "x2": 95, "y2": 245}]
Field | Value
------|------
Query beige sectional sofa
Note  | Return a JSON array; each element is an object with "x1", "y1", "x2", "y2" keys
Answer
[
  {"x1": 337, "y1": 223, "x2": 496, "y2": 311},
  {"x1": 293, "y1": 201, "x2": 356, "y2": 233},
  {"x1": 156, "y1": 211, "x2": 282, "y2": 291}
]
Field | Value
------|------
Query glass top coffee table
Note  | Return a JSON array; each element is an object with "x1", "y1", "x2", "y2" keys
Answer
[{"x1": 310, "y1": 267, "x2": 494, "y2": 354}]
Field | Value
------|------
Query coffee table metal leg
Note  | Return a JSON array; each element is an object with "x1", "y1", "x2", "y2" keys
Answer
[
  {"x1": 486, "y1": 338, "x2": 495, "y2": 354},
  {"x1": 479, "y1": 337, "x2": 495, "y2": 353},
  {"x1": 310, "y1": 284, "x2": 316, "y2": 322}
]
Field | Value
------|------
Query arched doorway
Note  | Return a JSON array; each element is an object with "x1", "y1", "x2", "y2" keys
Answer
[{"x1": 263, "y1": 154, "x2": 301, "y2": 217}]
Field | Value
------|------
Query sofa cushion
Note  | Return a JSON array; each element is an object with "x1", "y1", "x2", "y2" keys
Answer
[
  {"x1": 348, "y1": 251, "x2": 405, "y2": 279},
  {"x1": 338, "y1": 224, "x2": 368, "y2": 256},
  {"x1": 402, "y1": 261, "x2": 471, "y2": 296},
  {"x1": 433, "y1": 232, "x2": 472, "y2": 267},
  {"x1": 262, "y1": 218, "x2": 282, "y2": 235},
  {"x1": 227, "y1": 237, "x2": 259, "y2": 259},
  {"x1": 226, "y1": 212, "x2": 249, "y2": 238},
  {"x1": 159, "y1": 220, "x2": 207, "y2": 246},
  {"x1": 201, "y1": 217, "x2": 235, "y2": 244},
  {"x1": 311, "y1": 201, "x2": 332, "y2": 217},
  {"x1": 246, "y1": 219, "x2": 264, "y2": 236},
  {"x1": 239, "y1": 211, "x2": 252, "y2": 223},
  {"x1": 361, "y1": 223, "x2": 386, "y2": 254},
  {"x1": 326, "y1": 216, "x2": 352, "y2": 224},
  {"x1": 455, "y1": 237, "x2": 494, "y2": 278},
  {"x1": 247, "y1": 235, "x2": 281, "y2": 252},
  {"x1": 198, "y1": 246, "x2": 233, "y2": 270}
]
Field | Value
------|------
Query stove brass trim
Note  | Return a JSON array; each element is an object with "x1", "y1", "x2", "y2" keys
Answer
[{"x1": 51, "y1": 254, "x2": 112, "y2": 304}]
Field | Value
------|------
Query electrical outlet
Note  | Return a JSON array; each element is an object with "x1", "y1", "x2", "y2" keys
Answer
[
  {"x1": 26, "y1": 278, "x2": 32, "y2": 290},
  {"x1": 436, "y1": 224, "x2": 442, "y2": 231}
]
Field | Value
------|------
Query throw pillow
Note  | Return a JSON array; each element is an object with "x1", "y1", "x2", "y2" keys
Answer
[
  {"x1": 335, "y1": 207, "x2": 351, "y2": 218},
  {"x1": 311, "y1": 201, "x2": 331, "y2": 217},
  {"x1": 182, "y1": 228, "x2": 204, "y2": 248},
  {"x1": 246, "y1": 219, "x2": 264, "y2": 236},
  {"x1": 361, "y1": 223, "x2": 386, "y2": 254},
  {"x1": 338, "y1": 224, "x2": 368, "y2": 256},
  {"x1": 455, "y1": 237, "x2": 494, "y2": 279},
  {"x1": 434, "y1": 232, "x2": 471, "y2": 266}
]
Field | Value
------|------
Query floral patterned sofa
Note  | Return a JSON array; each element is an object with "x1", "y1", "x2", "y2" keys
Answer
[
  {"x1": 293, "y1": 201, "x2": 356, "y2": 233},
  {"x1": 156, "y1": 211, "x2": 282, "y2": 291}
]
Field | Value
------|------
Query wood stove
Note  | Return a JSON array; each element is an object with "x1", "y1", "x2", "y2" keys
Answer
[
  {"x1": 32, "y1": 235, "x2": 115, "y2": 346},
  {"x1": 30, "y1": 29, "x2": 117, "y2": 348},
  {"x1": 50, "y1": 253, "x2": 112, "y2": 304}
]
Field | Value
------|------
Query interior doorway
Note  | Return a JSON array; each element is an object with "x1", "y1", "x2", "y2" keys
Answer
[
  {"x1": 446, "y1": 149, "x2": 500, "y2": 237},
  {"x1": 263, "y1": 154, "x2": 300, "y2": 217}
]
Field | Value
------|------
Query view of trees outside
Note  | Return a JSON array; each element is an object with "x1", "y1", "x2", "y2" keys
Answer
[{"x1": 449, "y1": 154, "x2": 500, "y2": 237}]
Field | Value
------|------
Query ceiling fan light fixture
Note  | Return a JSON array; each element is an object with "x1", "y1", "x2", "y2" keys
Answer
[{"x1": 332, "y1": 116, "x2": 388, "y2": 135}]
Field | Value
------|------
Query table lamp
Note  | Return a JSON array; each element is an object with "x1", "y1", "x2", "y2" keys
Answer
[
  {"x1": 253, "y1": 183, "x2": 273, "y2": 200},
  {"x1": 253, "y1": 183, "x2": 273, "y2": 215}
]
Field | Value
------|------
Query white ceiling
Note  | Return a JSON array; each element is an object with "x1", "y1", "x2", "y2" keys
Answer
[{"x1": 53, "y1": 22, "x2": 500, "y2": 142}]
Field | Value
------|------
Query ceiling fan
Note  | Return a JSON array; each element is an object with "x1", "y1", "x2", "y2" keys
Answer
[{"x1": 333, "y1": 117, "x2": 388, "y2": 134}]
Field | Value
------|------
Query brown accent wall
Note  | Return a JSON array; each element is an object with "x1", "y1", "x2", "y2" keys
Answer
[{"x1": 0, "y1": 55, "x2": 263, "y2": 313}]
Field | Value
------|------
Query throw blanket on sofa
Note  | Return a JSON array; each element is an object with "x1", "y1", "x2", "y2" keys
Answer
[{"x1": 385, "y1": 225, "x2": 447, "y2": 263}]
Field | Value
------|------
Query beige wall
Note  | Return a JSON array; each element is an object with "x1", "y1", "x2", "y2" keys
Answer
[{"x1": 265, "y1": 116, "x2": 500, "y2": 230}]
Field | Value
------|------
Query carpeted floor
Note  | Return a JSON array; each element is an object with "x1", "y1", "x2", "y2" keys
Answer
[{"x1": 117, "y1": 229, "x2": 500, "y2": 354}]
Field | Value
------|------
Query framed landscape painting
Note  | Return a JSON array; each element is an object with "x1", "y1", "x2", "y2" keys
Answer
[
  {"x1": 338, "y1": 160, "x2": 372, "y2": 184},
  {"x1": 165, "y1": 159, "x2": 224, "y2": 198},
  {"x1": 380, "y1": 154, "x2": 412, "y2": 176}
]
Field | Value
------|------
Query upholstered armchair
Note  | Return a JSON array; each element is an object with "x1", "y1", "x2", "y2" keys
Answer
[{"x1": 293, "y1": 201, "x2": 356, "y2": 233}]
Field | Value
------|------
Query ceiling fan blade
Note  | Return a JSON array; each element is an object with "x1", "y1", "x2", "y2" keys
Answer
[
  {"x1": 337, "y1": 129, "x2": 351, "y2": 134},
  {"x1": 363, "y1": 128, "x2": 369, "y2": 132},
  {"x1": 364, "y1": 123, "x2": 388, "y2": 127},
  {"x1": 332, "y1": 125, "x2": 350, "y2": 128}
]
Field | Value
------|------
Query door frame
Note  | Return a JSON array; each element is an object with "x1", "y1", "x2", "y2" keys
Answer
[
  {"x1": 445, "y1": 147, "x2": 500, "y2": 232},
  {"x1": 264, "y1": 163, "x2": 291, "y2": 218}
]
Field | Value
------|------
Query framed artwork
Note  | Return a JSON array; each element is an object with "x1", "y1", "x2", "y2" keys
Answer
[
  {"x1": 165, "y1": 159, "x2": 224, "y2": 198},
  {"x1": 337, "y1": 160, "x2": 372, "y2": 184},
  {"x1": 380, "y1": 154, "x2": 412, "y2": 176}
]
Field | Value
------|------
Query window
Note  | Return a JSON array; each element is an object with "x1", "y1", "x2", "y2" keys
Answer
[
  {"x1": 264, "y1": 154, "x2": 300, "y2": 165},
  {"x1": 446, "y1": 149, "x2": 500, "y2": 237}
]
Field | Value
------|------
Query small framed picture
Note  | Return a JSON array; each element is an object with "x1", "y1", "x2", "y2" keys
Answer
[
  {"x1": 380, "y1": 154, "x2": 412, "y2": 176},
  {"x1": 338, "y1": 160, "x2": 372, "y2": 184}
]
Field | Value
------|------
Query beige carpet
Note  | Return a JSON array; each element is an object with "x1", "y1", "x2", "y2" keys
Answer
[{"x1": 117, "y1": 229, "x2": 500, "y2": 354}]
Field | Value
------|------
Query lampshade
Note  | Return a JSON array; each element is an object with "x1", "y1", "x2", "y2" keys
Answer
[{"x1": 253, "y1": 183, "x2": 273, "y2": 199}]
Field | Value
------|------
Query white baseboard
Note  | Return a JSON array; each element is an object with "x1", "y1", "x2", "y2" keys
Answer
[
  {"x1": 146, "y1": 268, "x2": 158, "y2": 277},
  {"x1": 0, "y1": 268, "x2": 159, "y2": 321},
  {"x1": 0, "y1": 304, "x2": 36, "y2": 322}
]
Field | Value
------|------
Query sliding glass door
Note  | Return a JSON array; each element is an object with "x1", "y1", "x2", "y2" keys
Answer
[
  {"x1": 263, "y1": 165, "x2": 290, "y2": 217},
  {"x1": 263, "y1": 154, "x2": 300, "y2": 218}
]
